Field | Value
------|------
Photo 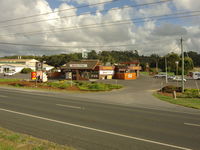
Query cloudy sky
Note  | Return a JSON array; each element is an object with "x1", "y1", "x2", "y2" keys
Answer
[{"x1": 0, "y1": 0, "x2": 199, "y2": 56}]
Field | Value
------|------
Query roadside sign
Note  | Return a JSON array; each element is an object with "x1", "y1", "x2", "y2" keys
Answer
[
  {"x1": 36, "y1": 62, "x2": 43, "y2": 71},
  {"x1": 31, "y1": 72, "x2": 37, "y2": 80}
]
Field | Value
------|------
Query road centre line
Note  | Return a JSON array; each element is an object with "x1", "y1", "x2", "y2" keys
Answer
[
  {"x1": 184, "y1": 123, "x2": 200, "y2": 127},
  {"x1": 0, "y1": 108, "x2": 192, "y2": 150},
  {"x1": 56, "y1": 104, "x2": 84, "y2": 110}
]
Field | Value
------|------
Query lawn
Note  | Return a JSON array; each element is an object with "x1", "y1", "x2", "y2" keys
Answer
[
  {"x1": 0, "y1": 78, "x2": 20, "y2": 82},
  {"x1": 154, "y1": 93, "x2": 200, "y2": 109},
  {"x1": 0, "y1": 127, "x2": 74, "y2": 150}
]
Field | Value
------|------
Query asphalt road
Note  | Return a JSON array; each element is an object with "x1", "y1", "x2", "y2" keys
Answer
[{"x1": 0, "y1": 88, "x2": 200, "y2": 150}]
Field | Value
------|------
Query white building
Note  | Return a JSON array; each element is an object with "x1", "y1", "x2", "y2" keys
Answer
[{"x1": 0, "y1": 59, "x2": 53, "y2": 73}]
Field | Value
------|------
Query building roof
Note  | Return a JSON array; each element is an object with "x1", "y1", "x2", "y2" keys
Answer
[
  {"x1": 62, "y1": 60, "x2": 100, "y2": 70},
  {"x1": 0, "y1": 59, "x2": 38, "y2": 63}
]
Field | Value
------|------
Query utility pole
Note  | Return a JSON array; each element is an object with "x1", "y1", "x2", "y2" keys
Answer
[
  {"x1": 181, "y1": 37, "x2": 185, "y2": 93},
  {"x1": 165, "y1": 56, "x2": 168, "y2": 84}
]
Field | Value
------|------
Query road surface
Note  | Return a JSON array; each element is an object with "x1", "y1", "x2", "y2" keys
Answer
[{"x1": 0, "y1": 88, "x2": 200, "y2": 150}]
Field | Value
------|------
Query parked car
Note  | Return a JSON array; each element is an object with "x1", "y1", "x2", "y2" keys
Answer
[
  {"x1": 154, "y1": 73, "x2": 167, "y2": 78},
  {"x1": 168, "y1": 75, "x2": 175, "y2": 80},
  {"x1": 4, "y1": 71, "x2": 16, "y2": 76},
  {"x1": 172, "y1": 76, "x2": 186, "y2": 82}
]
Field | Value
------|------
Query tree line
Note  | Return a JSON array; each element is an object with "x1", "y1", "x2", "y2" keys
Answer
[{"x1": 3, "y1": 50, "x2": 200, "y2": 74}]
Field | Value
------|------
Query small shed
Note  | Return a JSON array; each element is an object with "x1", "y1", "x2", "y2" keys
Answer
[{"x1": 114, "y1": 61, "x2": 141, "y2": 80}]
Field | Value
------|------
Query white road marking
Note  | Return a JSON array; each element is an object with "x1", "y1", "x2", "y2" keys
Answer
[
  {"x1": 0, "y1": 108, "x2": 192, "y2": 150},
  {"x1": 56, "y1": 104, "x2": 84, "y2": 110},
  {"x1": 184, "y1": 123, "x2": 200, "y2": 127}
]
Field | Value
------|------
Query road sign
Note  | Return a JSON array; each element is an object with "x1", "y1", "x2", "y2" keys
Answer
[{"x1": 31, "y1": 72, "x2": 37, "y2": 80}]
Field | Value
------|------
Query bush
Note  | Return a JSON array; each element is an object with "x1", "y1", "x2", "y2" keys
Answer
[
  {"x1": 21, "y1": 68, "x2": 34, "y2": 74},
  {"x1": 77, "y1": 81, "x2": 123, "y2": 91},
  {"x1": 161, "y1": 85, "x2": 182, "y2": 93},
  {"x1": 181, "y1": 89, "x2": 200, "y2": 98},
  {"x1": 45, "y1": 81, "x2": 70, "y2": 89}
]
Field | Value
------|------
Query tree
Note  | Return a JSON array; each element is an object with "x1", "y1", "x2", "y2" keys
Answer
[
  {"x1": 88, "y1": 50, "x2": 99, "y2": 59},
  {"x1": 166, "y1": 53, "x2": 180, "y2": 73},
  {"x1": 21, "y1": 68, "x2": 34, "y2": 74},
  {"x1": 187, "y1": 51, "x2": 200, "y2": 67},
  {"x1": 181, "y1": 57, "x2": 194, "y2": 74}
]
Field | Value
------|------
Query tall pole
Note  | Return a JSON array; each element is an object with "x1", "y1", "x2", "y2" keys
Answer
[
  {"x1": 165, "y1": 56, "x2": 168, "y2": 84},
  {"x1": 181, "y1": 37, "x2": 185, "y2": 92}
]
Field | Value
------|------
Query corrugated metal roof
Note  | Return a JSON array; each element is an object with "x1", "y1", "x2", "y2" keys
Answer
[
  {"x1": 0, "y1": 59, "x2": 38, "y2": 63},
  {"x1": 62, "y1": 60, "x2": 99, "y2": 70}
]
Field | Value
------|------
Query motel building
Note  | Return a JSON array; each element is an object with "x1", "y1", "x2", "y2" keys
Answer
[
  {"x1": 61, "y1": 60, "x2": 115, "y2": 80},
  {"x1": 0, "y1": 59, "x2": 53, "y2": 73}
]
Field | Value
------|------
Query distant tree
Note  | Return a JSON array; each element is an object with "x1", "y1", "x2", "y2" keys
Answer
[
  {"x1": 21, "y1": 68, "x2": 34, "y2": 74},
  {"x1": 187, "y1": 51, "x2": 200, "y2": 67},
  {"x1": 88, "y1": 50, "x2": 99, "y2": 59},
  {"x1": 149, "y1": 54, "x2": 160, "y2": 73},
  {"x1": 166, "y1": 53, "x2": 180, "y2": 73},
  {"x1": 179, "y1": 57, "x2": 194, "y2": 74}
]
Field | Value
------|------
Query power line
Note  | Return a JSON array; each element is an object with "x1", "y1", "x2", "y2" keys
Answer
[
  {"x1": 0, "y1": 38, "x2": 176, "y2": 48},
  {"x1": 1, "y1": 11, "x2": 199, "y2": 37},
  {"x1": 0, "y1": 0, "x2": 121, "y2": 24},
  {"x1": 0, "y1": 0, "x2": 173, "y2": 29}
]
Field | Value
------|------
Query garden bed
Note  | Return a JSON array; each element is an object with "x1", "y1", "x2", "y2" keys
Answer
[
  {"x1": 0, "y1": 79, "x2": 123, "y2": 92},
  {"x1": 154, "y1": 85, "x2": 200, "y2": 109}
]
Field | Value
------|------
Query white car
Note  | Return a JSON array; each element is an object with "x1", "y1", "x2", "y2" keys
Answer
[
  {"x1": 172, "y1": 76, "x2": 186, "y2": 82},
  {"x1": 154, "y1": 73, "x2": 167, "y2": 78},
  {"x1": 4, "y1": 71, "x2": 16, "y2": 76}
]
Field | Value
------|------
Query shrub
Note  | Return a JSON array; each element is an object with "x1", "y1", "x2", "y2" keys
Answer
[
  {"x1": 181, "y1": 89, "x2": 200, "y2": 98},
  {"x1": 161, "y1": 85, "x2": 182, "y2": 93},
  {"x1": 21, "y1": 68, "x2": 34, "y2": 74},
  {"x1": 77, "y1": 81, "x2": 122, "y2": 91},
  {"x1": 45, "y1": 81, "x2": 70, "y2": 89}
]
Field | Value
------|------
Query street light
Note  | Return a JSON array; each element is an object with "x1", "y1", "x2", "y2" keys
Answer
[{"x1": 175, "y1": 61, "x2": 179, "y2": 76}]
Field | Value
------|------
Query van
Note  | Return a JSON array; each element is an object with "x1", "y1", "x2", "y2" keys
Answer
[{"x1": 190, "y1": 72, "x2": 200, "y2": 80}]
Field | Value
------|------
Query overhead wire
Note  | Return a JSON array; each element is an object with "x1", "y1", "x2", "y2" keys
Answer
[
  {"x1": 0, "y1": 0, "x2": 121, "y2": 24},
  {"x1": 0, "y1": 0, "x2": 173, "y2": 29},
  {"x1": 0, "y1": 10, "x2": 199, "y2": 37},
  {"x1": 0, "y1": 38, "x2": 176, "y2": 48}
]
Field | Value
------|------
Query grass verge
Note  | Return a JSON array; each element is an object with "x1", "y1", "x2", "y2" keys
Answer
[
  {"x1": 0, "y1": 127, "x2": 75, "y2": 150},
  {"x1": 0, "y1": 79, "x2": 20, "y2": 82},
  {"x1": 154, "y1": 92, "x2": 200, "y2": 109}
]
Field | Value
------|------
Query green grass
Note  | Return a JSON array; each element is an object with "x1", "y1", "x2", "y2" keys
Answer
[
  {"x1": 0, "y1": 143, "x2": 15, "y2": 150},
  {"x1": 154, "y1": 93, "x2": 200, "y2": 109},
  {"x1": 159, "y1": 72, "x2": 175, "y2": 76},
  {"x1": 76, "y1": 82, "x2": 123, "y2": 91},
  {"x1": 0, "y1": 127, "x2": 75, "y2": 150},
  {"x1": 42, "y1": 80, "x2": 71, "y2": 89},
  {"x1": 0, "y1": 79, "x2": 20, "y2": 82},
  {"x1": 140, "y1": 72, "x2": 149, "y2": 75}
]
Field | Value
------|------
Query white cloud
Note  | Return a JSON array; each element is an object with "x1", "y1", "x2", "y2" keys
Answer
[{"x1": 0, "y1": 0, "x2": 199, "y2": 56}]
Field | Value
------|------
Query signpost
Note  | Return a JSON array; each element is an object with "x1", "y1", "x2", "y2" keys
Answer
[{"x1": 31, "y1": 72, "x2": 37, "y2": 80}]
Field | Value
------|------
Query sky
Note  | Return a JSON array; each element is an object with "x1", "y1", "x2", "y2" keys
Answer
[{"x1": 0, "y1": 0, "x2": 199, "y2": 56}]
